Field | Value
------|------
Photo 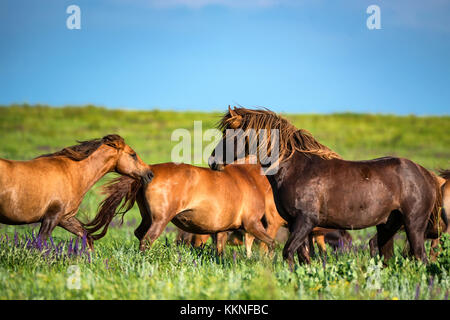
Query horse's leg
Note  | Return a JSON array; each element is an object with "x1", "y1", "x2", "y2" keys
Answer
[
  {"x1": 193, "y1": 234, "x2": 210, "y2": 247},
  {"x1": 314, "y1": 234, "x2": 327, "y2": 254},
  {"x1": 214, "y1": 232, "x2": 228, "y2": 255},
  {"x1": 428, "y1": 239, "x2": 440, "y2": 261},
  {"x1": 244, "y1": 233, "x2": 255, "y2": 257},
  {"x1": 134, "y1": 190, "x2": 152, "y2": 242},
  {"x1": 259, "y1": 218, "x2": 282, "y2": 255},
  {"x1": 134, "y1": 215, "x2": 152, "y2": 242},
  {"x1": 376, "y1": 211, "x2": 403, "y2": 261},
  {"x1": 283, "y1": 213, "x2": 317, "y2": 266},
  {"x1": 369, "y1": 234, "x2": 378, "y2": 257},
  {"x1": 403, "y1": 208, "x2": 429, "y2": 263},
  {"x1": 59, "y1": 217, "x2": 94, "y2": 250},
  {"x1": 296, "y1": 239, "x2": 311, "y2": 264},
  {"x1": 37, "y1": 202, "x2": 64, "y2": 241},
  {"x1": 139, "y1": 216, "x2": 170, "y2": 251},
  {"x1": 243, "y1": 217, "x2": 275, "y2": 252}
]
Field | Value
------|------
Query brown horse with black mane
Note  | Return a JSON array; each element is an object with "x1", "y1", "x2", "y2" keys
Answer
[
  {"x1": 0, "y1": 134, "x2": 153, "y2": 249},
  {"x1": 208, "y1": 106, "x2": 446, "y2": 265}
]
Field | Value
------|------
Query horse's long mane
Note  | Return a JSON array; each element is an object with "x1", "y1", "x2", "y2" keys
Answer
[
  {"x1": 218, "y1": 107, "x2": 341, "y2": 162},
  {"x1": 35, "y1": 134, "x2": 124, "y2": 161}
]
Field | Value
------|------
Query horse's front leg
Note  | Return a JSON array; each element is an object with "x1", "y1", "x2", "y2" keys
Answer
[
  {"x1": 283, "y1": 212, "x2": 318, "y2": 266},
  {"x1": 59, "y1": 216, "x2": 95, "y2": 250}
]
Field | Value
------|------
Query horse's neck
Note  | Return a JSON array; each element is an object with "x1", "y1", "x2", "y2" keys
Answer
[
  {"x1": 70, "y1": 147, "x2": 117, "y2": 193},
  {"x1": 266, "y1": 152, "x2": 310, "y2": 189}
]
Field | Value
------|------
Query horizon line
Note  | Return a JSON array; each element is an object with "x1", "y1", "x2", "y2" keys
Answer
[{"x1": 1, "y1": 103, "x2": 449, "y2": 117}]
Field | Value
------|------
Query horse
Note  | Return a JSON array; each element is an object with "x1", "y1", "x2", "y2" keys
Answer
[
  {"x1": 175, "y1": 226, "x2": 353, "y2": 257},
  {"x1": 368, "y1": 170, "x2": 450, "y2": 259},
  {"x1": 208, "y1": 106, "x2": 446, "y2": 265},
  {"x1": 0, "y1": 134, "x2": 153, "y2": 249},
  {"x1": 85, "y1": 162, "x2": 280, "y2": 253}
]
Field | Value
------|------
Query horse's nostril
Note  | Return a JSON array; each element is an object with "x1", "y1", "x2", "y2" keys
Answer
[{"x1": 141, "y1": 170, "x2": 154, "y2": 184}]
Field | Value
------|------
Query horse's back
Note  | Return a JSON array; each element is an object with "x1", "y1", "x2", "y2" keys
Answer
[{"x1": 289, "y1": 155, "x2": 438, "y2": 229}]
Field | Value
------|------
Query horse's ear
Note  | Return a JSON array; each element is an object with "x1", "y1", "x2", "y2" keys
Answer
[
  {"x1": 229, "y1": 105, "x2": 238, "y2": 117},
  {"x1": 227, "y1": 106, "x2": 242, "y2": 128}
]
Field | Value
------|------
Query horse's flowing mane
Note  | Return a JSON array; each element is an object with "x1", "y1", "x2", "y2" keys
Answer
[
  {"x1": 35, "y1": 134, "x2": 124, "y2": 161},
  {"x1": 218, "y1": 107, "x2": 341, "y2": 162}
]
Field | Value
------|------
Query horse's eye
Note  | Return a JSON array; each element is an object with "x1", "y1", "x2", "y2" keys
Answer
[{"x1": 130, "y1": 153, "x2": 137, "y2": 160}]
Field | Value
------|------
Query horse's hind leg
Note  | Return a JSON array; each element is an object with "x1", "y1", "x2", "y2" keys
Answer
[
  {"x1": 134, "y1": 214, "x2": 151, "y2": 242},
  {"x1": 244, "y1": 233, "x2": 255, "y2": 257},
  {"x1": 259, "y1": 217, "x2": 283, "y2": 255},
  {"x1": 296, "y1": 238, "x2": 312, "y2": 264},
  {"x1": 403, "y1": 206, "x2": 431, "y2": 263},
  {"x1": 139, "y1": 215, "x2": 170, "y2": 251},
  {"x1": 212, "y1": 232, "x2": 228, "y2": 255},
  {"x1": 134, "y1": 190, "x2": 152, "y2": 242},
  {"x1": 243, "y1": 217, "x2": 275, "y2": 253},
  {"x1": 376, "y1": 210, "x2": 403, "y2": 261},
  {"x1": 59, "y1": 217, "x2": 94, "y2": 250}
]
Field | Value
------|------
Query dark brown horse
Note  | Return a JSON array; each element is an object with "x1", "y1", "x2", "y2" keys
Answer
[
  {"x1": 208, "y1": 107, "x2": 445, "y2": 265},
  {"x1": 0, "y1": 134, "x2": 153, "y2": 249},
  {"x1": 368, "y1": 170, "x2": 449, "y2": 259}
]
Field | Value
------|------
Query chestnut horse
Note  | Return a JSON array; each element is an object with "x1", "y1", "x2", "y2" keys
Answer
[
  {"x1": 0, "y1": 134, "x2": 153, "y2": 249},
  {"x1": 208, "y1": 107, "x2": 445, "y2": 265},
  {"x1": 85, "y1": 162, "x2": 278, "y2": 252}
]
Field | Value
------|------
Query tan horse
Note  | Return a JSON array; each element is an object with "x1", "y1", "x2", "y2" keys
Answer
[
  {"x1": 0, "y1": 134, "x2": 153, "y2": 249},
  {"x1": 86, "y1": 162, "x2": 277, "y2": 252}
]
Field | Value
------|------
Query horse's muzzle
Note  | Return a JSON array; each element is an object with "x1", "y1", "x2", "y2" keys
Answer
[
  {"x1": 141, "y1": 170, "x2": 154, "y2": 184},
  {"x1": 208, "y1": 156, "x2": 225, "y2": 171}
]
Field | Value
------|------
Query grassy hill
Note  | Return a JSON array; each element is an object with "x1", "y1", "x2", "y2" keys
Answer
[
  {"x1": 0, "y1": 104, "x2": 449, "y2": 300},
  {"x1": 1, "y1": 104, "x2": 448, "y2": 169}
]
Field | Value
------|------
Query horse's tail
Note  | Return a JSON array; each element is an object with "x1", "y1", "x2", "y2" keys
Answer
[
  {"x1": 84, "y1": 176, "x2": 142, "y2": 240},
  {"x1": 426, "y1": 170, "x2": 448, "y2": 239}
]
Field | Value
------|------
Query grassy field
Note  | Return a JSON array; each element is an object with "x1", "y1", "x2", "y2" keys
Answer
[{"x1": 0, "y1": 104, "x2": 449, "y2": 300}]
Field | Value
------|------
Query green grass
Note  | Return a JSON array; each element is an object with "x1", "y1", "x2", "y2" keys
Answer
[{"x1": 0, "y1": 104, "x2": 449, "y2": 300}]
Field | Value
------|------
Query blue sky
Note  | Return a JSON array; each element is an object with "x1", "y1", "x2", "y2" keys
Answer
[{"x1": 1, "y1": 0, "x2": 449, "y2": 115}]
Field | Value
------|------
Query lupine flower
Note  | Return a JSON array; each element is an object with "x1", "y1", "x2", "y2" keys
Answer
[{"x1": 415, "y1": 285, "x2": 420, "y2": 300}]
